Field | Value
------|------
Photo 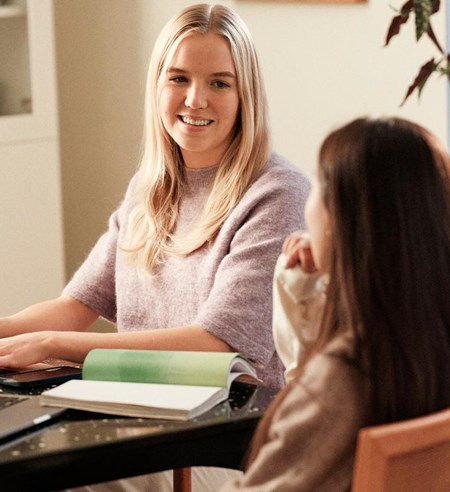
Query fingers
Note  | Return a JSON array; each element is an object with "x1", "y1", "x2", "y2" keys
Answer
[
  {"x1": 282, "y1": 232, "x2": 303, "y2": 268},
  {"x1": 282, "y1": 231, "x2": 303, "y2": 256},
  {"x1": 298, "y1": 246, "x2": 317, "y2": 274},
  {"x1": 282, "y1": 231, "x2": 318, "y2": 273}
]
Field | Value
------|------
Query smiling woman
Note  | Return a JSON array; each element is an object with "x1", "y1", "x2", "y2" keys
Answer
[
  {"x1": 159, "y1": 32, "x2": 240, "y2": 168},
  {"x1": 0, "y1": 3, "x2": 310, "y2": 491}
]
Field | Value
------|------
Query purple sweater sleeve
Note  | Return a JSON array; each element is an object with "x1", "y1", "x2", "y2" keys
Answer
[{"x1": 195, "y1": 155, "x2": 310, "y2": 378}]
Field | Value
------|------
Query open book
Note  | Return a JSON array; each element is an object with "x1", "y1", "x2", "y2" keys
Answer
[{"x1": 39, "y1": 349, "x2": 259, "y2": 421}]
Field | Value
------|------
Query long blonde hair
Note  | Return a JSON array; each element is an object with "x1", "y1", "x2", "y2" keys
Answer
[{"x1": 123, "y1": 3, "x2": 271, "y2": 275}]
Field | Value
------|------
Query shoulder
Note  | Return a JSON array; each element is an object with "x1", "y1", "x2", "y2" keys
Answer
[
  {"x1": 277, "y1": 335, "x2": 369, "y2": 428},
  {"x1": 230, "y1": 338, "x2": 369, "y2": 492},
  {"x1": 258, "y1": 152, "x2": 310, "y2": 191},
  {"x1": 242, "y1": 152, "x2": 311, "y2": 209},
  {"x1": 225, "y1": 153, "x2": 310, "y2": 231}
]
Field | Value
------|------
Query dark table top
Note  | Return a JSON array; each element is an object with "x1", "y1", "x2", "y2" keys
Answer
[{"x1": 0, "y1": 382, "x2": 277, "y2": 491}]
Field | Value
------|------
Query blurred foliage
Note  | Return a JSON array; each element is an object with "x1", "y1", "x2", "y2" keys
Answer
[{"x1": 385, "y1": 0, "x2": 450, "y2": 104}]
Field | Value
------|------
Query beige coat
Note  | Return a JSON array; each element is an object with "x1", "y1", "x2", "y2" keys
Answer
[{"x1": 221, "y1": 257, "x2": 370, "y2": 492}]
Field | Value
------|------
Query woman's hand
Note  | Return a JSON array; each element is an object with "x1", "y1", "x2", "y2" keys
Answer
[
  {"x1": 0, "y1": 331, "x2": 58, "y2": 369},
  {"x1": 282, "y1": 231, "x2": 318, "y2": 273}
]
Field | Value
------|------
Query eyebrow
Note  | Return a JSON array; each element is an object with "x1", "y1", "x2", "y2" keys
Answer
[{"x1": 166, "y1": 67, "x2": 236, "y2": 79}]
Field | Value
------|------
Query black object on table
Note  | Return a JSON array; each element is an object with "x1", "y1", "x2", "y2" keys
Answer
[{"x1": 0, "y1": 382, "x2": 276, "y2": 492}]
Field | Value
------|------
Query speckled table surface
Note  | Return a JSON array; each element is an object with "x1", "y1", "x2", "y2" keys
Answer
[{"x1": 0, "y1": 382, "x2": 276, "y2": 491}]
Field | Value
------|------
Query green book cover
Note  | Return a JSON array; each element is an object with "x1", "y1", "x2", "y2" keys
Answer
[
  {"x1": 82, "y1": 349, "x2": 256, "y2": 388},
  {"x1": 41, "y1": 350, "x2": 259, "y2": 420}
]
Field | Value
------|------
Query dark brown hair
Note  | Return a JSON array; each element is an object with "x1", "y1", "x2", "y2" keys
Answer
[
  {"x1": 320, "y1": 117, "x2": 450, "y2": 423},
  {"x1": 246, "y1": 117, "x2": 450, "y2": 466}
]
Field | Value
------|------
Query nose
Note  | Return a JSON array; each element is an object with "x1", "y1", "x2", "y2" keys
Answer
[{"x1": 185, "y1": 83, "x2": 207, "y2": 109}]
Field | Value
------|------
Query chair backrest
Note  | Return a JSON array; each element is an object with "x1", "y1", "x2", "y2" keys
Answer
[{"x1": 352, "y1": 407, "x2": 450, "y2": 492}]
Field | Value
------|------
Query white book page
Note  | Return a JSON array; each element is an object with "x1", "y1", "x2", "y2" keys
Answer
[{"x1": 41, "y1": 379, "x2": 225, "y2": 411}]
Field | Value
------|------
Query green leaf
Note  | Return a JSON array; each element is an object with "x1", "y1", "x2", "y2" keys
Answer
[
  {"x1": 438, "y1": 55, "x2": 450, "y2": 81},
  {"x1": 414, "y1": 0, "x2": 433, "y2": 40}
]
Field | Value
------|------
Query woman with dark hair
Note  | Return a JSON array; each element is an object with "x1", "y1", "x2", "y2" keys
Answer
[{"x1": 222, "y1": 116, "x2": 450, "y2": 491}]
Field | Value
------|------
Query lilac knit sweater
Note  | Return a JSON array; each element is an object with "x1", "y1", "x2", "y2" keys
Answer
[{"x1": 63, "y1": 152, "x2": 311, "y2": 389}]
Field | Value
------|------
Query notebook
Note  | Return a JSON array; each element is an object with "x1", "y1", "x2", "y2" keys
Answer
[{"x1": 0, "y1": 392, "x2": 66, "y2": 441}]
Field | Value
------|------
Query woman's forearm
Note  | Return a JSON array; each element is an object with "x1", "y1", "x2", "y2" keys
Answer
[
  {"x1": 52, "y1": 325, "x2": 233, "y2": 362},
  {"x1": 0, "y1": 324, "x2": 232, "y2": 368},
  {"x1": 0, "y1": 295, "x2": 99, "y2": 338}
]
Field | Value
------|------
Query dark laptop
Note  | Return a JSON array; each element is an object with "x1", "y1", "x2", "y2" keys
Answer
[
  {"x1": 0, "y1": 363, "x2": 82, "y2": 442},
  {"x1": 0, "y1": 392, "x2": 66, "y2": 441}
]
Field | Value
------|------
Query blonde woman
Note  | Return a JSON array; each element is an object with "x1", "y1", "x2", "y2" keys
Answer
[{"x1": 0, "y1": 4, "x2": 309, "y2": 490}]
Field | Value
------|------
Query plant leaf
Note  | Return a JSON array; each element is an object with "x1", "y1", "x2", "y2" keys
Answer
[
  {"x1": 426, "y1": 23, "x2": 444, "y2": 53},
  {"x1": 385, "y1": 0, "x2": 414, "y2": 46},
  {"x1": 401, "y1": 57, "x2": 436, "y2": 105},
  {"x1": 431, "y1": 0, "x2": 441, "y2": 14},
  {"x1": 414, "y1": 0, "x2": 433, "y2": 41},
  {"x1": 444, "y1": 55, "x2": 450, "y2": 81}
]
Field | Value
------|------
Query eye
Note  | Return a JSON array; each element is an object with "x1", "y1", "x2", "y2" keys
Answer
[
  {"x1": 170, "y1": 76, "x2": 188, "y2": 83},
  {"x1": 212, "y1": 80, "x2": 231, "y2": 89}
]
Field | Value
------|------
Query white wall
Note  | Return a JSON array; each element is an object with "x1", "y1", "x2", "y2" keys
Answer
[
  {"x1": 53, "y1": 0, "x2": 447, "y2": 281},
  {"x1": 0, "y1": 1, "x2": 65, "y2": 315},
  {"x1": 239, "y1": 0, "x2": 447, "y2": 173},
  {"x1": 0, "y1": 140, "x2": 64, "y2": 313},
  {"x1": 132, "y1": 0, "x2": 448, "y2": 175}
]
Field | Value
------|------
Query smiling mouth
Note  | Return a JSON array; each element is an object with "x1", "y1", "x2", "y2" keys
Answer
[{"x1": 179, "y1": 115, "x2": 213, "y2": 127}]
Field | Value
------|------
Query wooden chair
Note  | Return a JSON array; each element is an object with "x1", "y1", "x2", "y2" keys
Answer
[{"x1": 352, "y1": 407, "x2": 450, "y2": 492}]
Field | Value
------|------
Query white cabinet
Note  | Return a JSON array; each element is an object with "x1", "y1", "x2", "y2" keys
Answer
[
  {"x1": 0, "y1": 0, "x2": 64, "y2": 314},
  {"x1": 0, "y1": 0, "x2": 30, "y2": 118},
  {"x1": 0, "y1": 0, "x2": 58, "y2": 143}
]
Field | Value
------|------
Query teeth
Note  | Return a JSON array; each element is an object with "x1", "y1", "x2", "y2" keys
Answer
[{"x1": 181, "y1": 116, "x2": 211, "y2": 126}]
